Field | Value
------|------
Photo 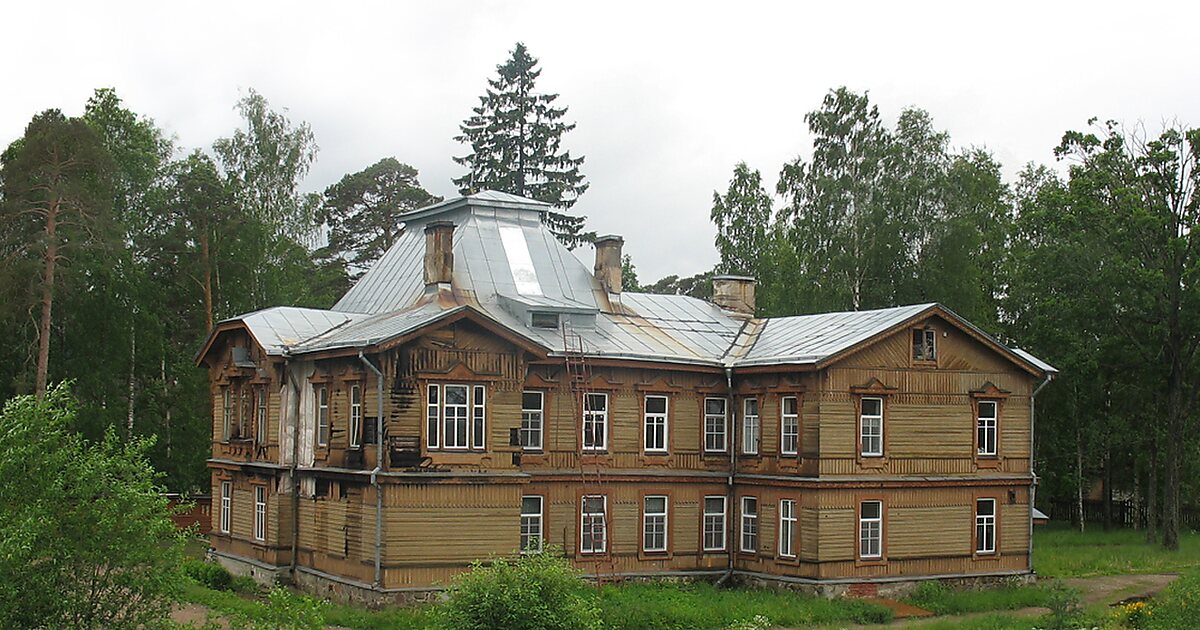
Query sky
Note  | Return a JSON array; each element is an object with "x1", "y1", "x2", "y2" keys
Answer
[{"x1": 4, "y1": 1, "x2": 1199, "y2": 282}]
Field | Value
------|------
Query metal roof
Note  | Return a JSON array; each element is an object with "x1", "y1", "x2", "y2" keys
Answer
[
  {"x1": 1011, "y1": 348, "x2": 1059, "y2": 374},
  {"x1": 206, "y1": 191, "x2": 1055, "y2": 374}
]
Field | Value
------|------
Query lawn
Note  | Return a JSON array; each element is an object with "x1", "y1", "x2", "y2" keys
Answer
[{"x1": 1034, "y1": 524, "x2": 1200, "y2": 578}]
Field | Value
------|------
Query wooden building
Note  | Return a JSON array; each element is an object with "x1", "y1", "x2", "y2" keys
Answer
[{"x1": 196, "y1": 191, "x2": 1056, "y2": 601}]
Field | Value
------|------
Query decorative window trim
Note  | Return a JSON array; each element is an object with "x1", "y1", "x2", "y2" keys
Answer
[
  {"x1": 642, "y1": 494, "x2": 670, "y2": 554},
  {"x1": 859, "y1": 396, "x2": 884, "y2": 458},
  {"x1": 856, "y1": 497, "x2": 887, "y2": 564},
  {"x1": 702, "y1": 495, "x2": 727, "y2": 552},
  {"x1": 703, "y1": 397, "x2": 728, "y2": 454},
  {"x1": 643, "y1": 394, "x2": 669, "y2": 454},
  {"x1": 851, "y1": 379, "x2": 895, "y2": 466},
  {"x1": 520, "y1": 391, "x2": 544, "y2": 451},
  {"x1": 780, "y1": 395, "x2": 800, "y2": 457},
  {"x1": 971, "y1": 383, "x2": 1009, "y2": 467},
  {"x1": 974, "y1": 496, "x2": 998, "y2": 556},
  {"x1": 520, "y1": 495, "x2": 544, "y2": 554},
  {"x1": 741, "y1": 397, "x2": 760, "y2": 456},
  {"x1": 778, "y1": 498, "x2": 797, "y2": 559},
  {"x1": 583, "y1": 393, "x2": 608, "y2": 452},
  {"x1": 740, "y1": 495, "x2": 759, "y2": 555}
]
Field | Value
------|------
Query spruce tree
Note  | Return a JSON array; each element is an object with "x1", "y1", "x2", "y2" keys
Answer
[{"x1": 453, "y1": 42, "x2": 589, "y2": 246}]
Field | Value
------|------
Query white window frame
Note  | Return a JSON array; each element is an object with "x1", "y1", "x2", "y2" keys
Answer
[
  {"x1": 704, "y1": 397, "x2": 727, "y2": 453},
  {"x1": 442, "y1": 384, "x2": 470, "y2": 450},
  {"x1": 781, "y1": 396, "x2": 799, "y2": 456},
  {"x1": 581, "y1": 495, "x2": 607, "y2": 554},
  {"x1": 520, "y1": 495, "x2": 543, "y2": 553},
  {"x1": 520, "y1": 391, "x2": 544, "y2": 451},
  {"x1": 426, "y1": 383, "x2": 487, "y2": 451},
  {"x1": 779, "y1": 499, "x2": 797, "y2": 558},
  {"x1": 426, "y1": 384, "x2": 439, "y2": 449},
  {"x1": 703, "y1": 495, "x2": 727, "y2": 551},
  {"x1": 860, "y1": 397, "x2": 883, "y2": 457},
  {"x1": 644, "y1": 395, "x2": 668, "y2": 453},
  {"x1": 977, "y1": 400, "x2": 998, "y2": 456},
  {"x1": 255, "y1": 386, "x2": 267, "y2": 444},
  {"x1": 222, "y1": 388, "x2": 232, "y2": 441},
  {"x1": 583, "y1": 393, "x2": 608, "y2": 452},
  {"x1": 859, "y1": 500, "x2": 883, "y2": 559},
  {"x1": 976, "y1": 498, "x2": 996, "y2": 554},
  {"x1": 742, "y1": 398, "x2": 759, "y2": 455},
  {"x1": 253, "y1": 485, "x2": 266, "y2": 542},
  {"x1": 219, "y1": 480, "x2": 231, "y2": 534},
  {"x1": 740, "y1": 496, "x2": 758, "y2": 553},
  {"x1": 349, "y1": 384, "x2": 362, "y2": 449},
  {"x1": 472, "y1": 385, "x2": 486, "y2": 450},
  {"x1": 642, "y1": 495, "x2": 668, "y2": 552},
  {"x1": 316, "y1": 386, "x2": 329, "y2": 447}
]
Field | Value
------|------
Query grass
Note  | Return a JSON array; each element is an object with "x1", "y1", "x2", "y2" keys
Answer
[
  {"x1": 1033, "y1": 524, "x2": 1200, "y2": 578},
  {"x1": 903, "y1": 580, "x2": 1051, "y2": 615}
]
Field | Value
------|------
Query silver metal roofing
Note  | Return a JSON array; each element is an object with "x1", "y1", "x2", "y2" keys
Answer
[
  {"x1": 206, "y1": 191, "x2": 1054, "y2": 374},
  {"x1": 1011, "y1": 348, "x2": 1059, "y2": 374}
]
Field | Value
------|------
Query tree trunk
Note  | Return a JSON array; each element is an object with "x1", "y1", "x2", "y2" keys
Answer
[
  {"x1": 1146, "y1": 442, "x2": 1158, "y2": 543},
  {"x1": 161, "y1": 355, "x2": 171, "y2": 458},
  {"x1": 200, "y1": 227, "x2": 214, "y2": 331},
  {"x1": 1163, "y1": 353, "x2": 1184, "y2": 550},
  {"x1": 1103, "y1": 446, "x2": 1113, "y2": 531},
  {"x1": 126, "y1": 327, "x2": 136, "y2": 437},
  {"x1": 34, "y1": 195, "x2": 60, "y2": 398},
  {"x1": 1076, "y1": 424, "x2": 1085, "y2": 533}
]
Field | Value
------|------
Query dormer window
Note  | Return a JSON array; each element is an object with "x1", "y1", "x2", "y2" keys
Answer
[
  {"x1": 531, "y1": 312, "x2": 559, "y2": 329},
  {"x1": 912, "y1": 328, "x2": 936, "y2": 362}
]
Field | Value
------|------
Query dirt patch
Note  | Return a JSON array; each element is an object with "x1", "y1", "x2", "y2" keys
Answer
[
  {"x1": 1063, "y1": 572, "x2": 1179, "y2": 606},
  {"x1": 171, "y1": 603, "x2": 229, "y2": 629}
]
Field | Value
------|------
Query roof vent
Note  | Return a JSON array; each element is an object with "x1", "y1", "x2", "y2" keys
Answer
[{"x1": 712, "y1": 275, "x2": 756, "y2": 316}]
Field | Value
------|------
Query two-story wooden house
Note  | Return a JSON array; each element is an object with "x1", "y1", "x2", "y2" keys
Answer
[{"x1": 196, "y1": 191, "x2": 1056, "y2": 602}]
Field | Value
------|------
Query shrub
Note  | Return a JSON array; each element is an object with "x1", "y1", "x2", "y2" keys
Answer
[
  {"x1": 437, "y1": 548, "x2": 603, "y2": 630},
  {"x1": 231, "y1": 575, "x2": 261, "y2": 594},
  {"x1": 1041, "y1": 580, "x2": 1084, "y2": 630},
  {"x1": 184, "y1": 559, "x2": 234, "y2": 591}
]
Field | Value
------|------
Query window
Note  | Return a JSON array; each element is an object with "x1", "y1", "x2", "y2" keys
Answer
[
  {"x1": 222, "y1": 388, "x2": 232, "y2": 441},
  {"x1": 644, "y1": 395, "x2": 668, "y2": 453},
  {"x1": 520, "y1": 391, "x2": 543, "y2": 450},
  {"x1": 742, "y1": 398, "x2": 759, "y2": 455},
  {"x1": 977, "y1": 401, "x2": 998, "y2": 456},
  {"x1": 581, "y1": 495, "x2": 607, "y2": 554},
  {"x1": 704, "y1": 398, "x2": 727, "y2": 453},
  {"x1": 240, "y1": 386, "x2": 251, "y2": 438},
  {"x1": 349, "y1": 385, "x2": 362, "y2": 449},
  {"x1": 520, "y1": 496, "x2": 543, "y2": 553},
  {"x1": 703, "y1": 496, "x2": 726, "y2": 551},
  {"x1": 316, "y1": 386, "x2": 329, "y2": 446},
  {"x1": 859, "y1": 500, "x2": 883, "y2": 559},
  {"x1": 443, "y1": 384, "x2": 469, "y2": 449},
  {"x1": 741, "y1": 497, "x2": 758, "y2": 553},
  {"x1": 256, "y1": 386, "x2": 268, "y2": 444},
  {"x1": 253, "y1": 486, "x2": 266, "y2": 542},
  {"x1": 583, "y1": 393, "x2": 608, "y2": 452},
  {"x1": 913, "y1": 328, "x2": 936, "y2": 361},
  {"x1": 531, "y1": 312, "x2": 559, "y2": 329},
  {"x1": 976, "y1": 498, "x2": 996, "y2": 554},
  {"x1": 779, "y1": 499, "x2": 796, "y2": 558},
  {"x1": 426, "y1": 384, "x2": 439, "y2": 448},
  {"x1": 781, "y1": 396, "x2": 799, "y2": 456},
  {"x1": 472, "y1": 385, "x2": 486, "y2": 449},
  {"x1": 219, "y1": 481, "x2": 231, "y2": 534},
  {"x1": 643, "y1": 495, "x2": 668, "y2": 552},
  {"x1": 860, "y1": 397, "x2": 883, "y2": 457}
]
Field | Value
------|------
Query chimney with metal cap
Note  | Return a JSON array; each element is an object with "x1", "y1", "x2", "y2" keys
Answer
[
  {"x1": 424, "y1": 221, "x2": 455, "y2": 287},
  {"x1": 712, "y1": 275, "x2": 756, "y2": 315},
  {"x1": 593, "y1": 235, "x2": 624, "y2": 294}
]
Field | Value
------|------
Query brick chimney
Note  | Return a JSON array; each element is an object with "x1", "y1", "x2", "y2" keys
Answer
[
  {"x1": 423, "y1": 221, "x2": 455, "y2": 287},
  {"x1": 712, "y1": 275, "x2": 756, "y2": 315},
  {"x1": 593, "y1": 235, "x2": 624, "y2": 295}
]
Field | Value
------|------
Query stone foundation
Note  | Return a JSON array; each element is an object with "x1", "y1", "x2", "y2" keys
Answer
[
  {"x1": 733, "y1": 570, "x2": 1036, "y2": 599},
  {"x1": 209, "y1": 549, "x2": 288, "y2": 587}
]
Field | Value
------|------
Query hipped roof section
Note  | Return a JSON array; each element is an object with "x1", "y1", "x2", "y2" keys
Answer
[{"x1": 196, "y1": 191, "x2": 1056, "y2": 376}]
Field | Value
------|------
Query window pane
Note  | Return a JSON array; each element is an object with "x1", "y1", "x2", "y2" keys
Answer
[
  {"x1": 583, "y1": 496, "x2": 604, "y2": 513},
  {"x1": 705, "y1": 398, "x2": 726, "y2": 415},
  {"x1": 977, "y1": 499, "x2": 995, "y2": 516},
  {"x1": 705, "y1": 497, "x2": 724, "y2": 513},
  {"x1": 522, "y1": 496, "x2": 541, "y2": 514},
  {"x1": 445, "y1": 385, "x2": 467, "y2": 405},
  {"x1": 783, "y1": 396, "x2": 798, "y2": 415},
  {"x1": 744, "y1": 398, "x2": 758, "y2": 416},
  {"x1": 522, "y1": 391, "x2": 542, "y2": 410},
  {"x1": 645, "y1": 496, "x2": 666, "y2": 513},
  {"x1": 861, "y1": 397, "x2": 882, "y2": 416},
  {"x1": 646, "y1": 395, "x2": 667, "y2": 414},
  {"x1": 979, "y1": 401, "x2": 997, "y2": 419},
  {"x1": 585, "y1": 393, "x2": 606, "y2": 412},
  {"x1": 862, "y1": 501, "x2": 881, "y2": 519}
]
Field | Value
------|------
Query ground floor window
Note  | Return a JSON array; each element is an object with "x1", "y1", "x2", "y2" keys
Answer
[
  {"x1": 779, "y1": 499, "x2": 796, "y2": 557},
  {"x1": 741, "y1": 496, "x2": 758, "y2": 553},
  {"x1": 521, "y1": 495, "x2": 543, "y2": 553},
  {"x1": 581, "y1": 495, "x2": 607, "y2": 554},
  {"x1": 703, "y1": 496, "x2": 726, "y2": 551},
  {"x1": 975, "y1": 498, "x2": 996, "y2": 554},
  {"x1": 253, "y1": 486, "x2": 266, "y2": 542},
  {"x1": 643, "y1": 495, "x2": 668, "y2": 552},
  {"x1": 219, "y1": 481, "x2": 231, "y2": 534},
  {"x1": 859, "y1": 500, "x2": 883, "y2": 559}
]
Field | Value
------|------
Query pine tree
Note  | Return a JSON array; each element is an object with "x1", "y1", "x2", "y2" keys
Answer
[{"x1": 453, "y1": 42, "x2": 589, "y2": 246}]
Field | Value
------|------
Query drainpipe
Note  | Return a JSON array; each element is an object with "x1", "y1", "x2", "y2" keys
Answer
[
  {"x1": 1028, "y1": 373, "x2": 1054, "y2": 574},
  {"x1": 359, "y1": 351, "x2": 385, "y2": 590},
  {"x1": 285, "y1": 360, "x2": 301, "y2": 579},
  {"x1": 716, "y1": 367, "x2": 736, "y2": 587}
]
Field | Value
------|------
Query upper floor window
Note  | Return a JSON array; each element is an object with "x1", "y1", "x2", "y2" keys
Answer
[
  {"x1": 222, "y1": 388, "x2": 232, "y2": 441},
  {"x1": 256, "y1": 386, "x2": 268, "y2": 444},
  {"x1": 860, "y1": 397, "x2": 884, "y2": 457},
  {"x1": 703, "y1": 496, "x2": 726, "y2": 551},
  {"x1": 741, "y1": 496, "x2": 758, "y2": 553},
  {"x1": 913, "y1": 328, "x2": 936, "y2": 362},
  {"x1": 349, "y1": 385, "x2": 362, "y2": 449},
  {"x1": 643, "y1": 495, "x2": 668, "y2": 552},
  {"x1": 859, "y1": 500, "x2": 883, "y2": 559},
  {"x1": 427, "y1": 384, "x2": 487, "y2": 451},
  {"x1": 316, "y1": 386, "x2": 330, "y2": 447},
  {"x1": 977, "y1": 401, "x2": 998, "y2": 456},
  {"x1": 704, "y1": 398, "x2": 727, "y2": 453},
  {"x1": 975, "y1": 498, "x2": 996, "y2": 554},
  {"x1": 240, "y1": 386, "x2": 251, "y2": 439},
  {"x1": 520, "y1": 495, "x2": 543, "y2": 553},
  {"x1": 742, "y1": 398, "x2": 759, "y2": 455},
  {"x1": 581, "y1": 495, "x2": 607, "y2": 554},
  {"x1": 779, "y1": 498, "x2": 797, "y2": 558},
  {"x1": 520, "y1": 391, "x2": 543, "y2": 450},
  {"x1": 644, "y1": 395, "x2": 668, "y2": 453},
  {"x1": 583, "y1": 393, "x2": 608, "y2": 452},
  {"x1": 781, "y1": 396, "x2": 799, "y2": 456}
]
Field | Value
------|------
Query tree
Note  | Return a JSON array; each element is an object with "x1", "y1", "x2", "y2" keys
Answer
[
  {"x1": 453, "y1": 42, "x2": 589, "y2": 246},
  {"x1": 711, "y1": 162, "x2": 773, "y2": 279},
  {"x1": 0, "y1": 110, "x2": 114, "y2": 396},
  {"x1": 317, "y1": 157, "x2": 440, "y2": 277},
  {"x1": 0, "y1": 384, "x2": 188, "y2": 628},
  {"x1": 620, "y1": 254, "x2": 640, "y2": 292}
]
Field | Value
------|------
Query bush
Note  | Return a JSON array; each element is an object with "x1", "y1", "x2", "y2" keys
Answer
[
  {"x1": 1041, "y1": 580, "x2": 1084, "y2": 630},
  {"x1": 184, "y1": 559, "x2": 234, "y2": 591},
  {"x1": 437, "y1": 548, "x2": 603, "y2": 630}
]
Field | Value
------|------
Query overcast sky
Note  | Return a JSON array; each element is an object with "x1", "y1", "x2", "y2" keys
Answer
[{"x1": 4, "y1": 1, "x2": 1199, "y2": 281}]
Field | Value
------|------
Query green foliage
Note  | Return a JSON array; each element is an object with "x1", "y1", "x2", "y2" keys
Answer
[
  {"x1": 184, "y1": 559, "x2": 235, "y2": 591},
  {"x1": 711, "y1": 162, "x2": 774, "y2": 280},
  {"x1": 0, "y1": 384, "x2": 189, "y2": 628},
  {"x1": 904, "y1": 580, "x2": 1051, "y2": 615},
  {"x1": 1034, "y1": 524, "x2": 1200, "y2": 578},
  {"x1": 437, "y1": 550, "x2": 602, "y2": 630},
  {"x1": 642, "y1": 270, "x2": 715, "y2": 300},
  {"x1": 620, "y1": 254, "x2": 641, "y2": 292},
  {"x1": 1040, "y1": 580, "x2": 1084, "y2": 630},
  {"x1": 1142, "y1": 570, "x2": 1200, "y2": 629},
  {"x1": 453, "y1": 42, "x2": 589, "y2": 246}
]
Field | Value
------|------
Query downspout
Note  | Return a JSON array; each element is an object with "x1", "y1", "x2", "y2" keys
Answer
[
  {"x1": 359, "y1": 351, "x2": 385, "y2": 590},
  {"x1": 285, "y1": 359, "x2": 301, "y2": 579},
  {"x1": 716, "y1": 367, "x2": 736, "y2": 587},
  {"x1": 1028, "y1": 373, "x2": 1054, "y2": 574}
]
